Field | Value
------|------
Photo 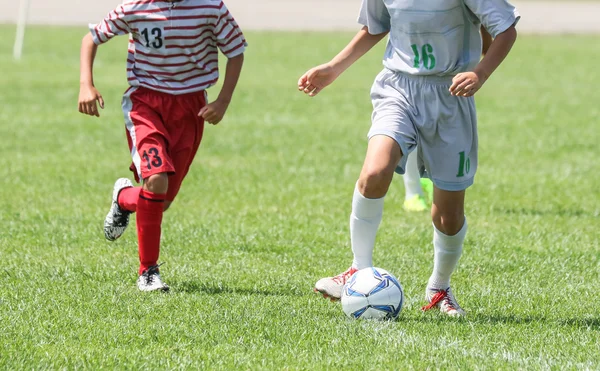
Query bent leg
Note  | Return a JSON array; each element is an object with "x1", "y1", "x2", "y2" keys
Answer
[
  {"x1": 351, "y1": 135, "x2": 402, "y2": 269},
  {"x1": 118, "y1": 186, "x2": 141, "y2": 212}
]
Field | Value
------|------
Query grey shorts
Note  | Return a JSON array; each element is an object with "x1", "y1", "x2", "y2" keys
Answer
[{"x1": 368, "y1": 68, "x2": 478, "y2": 191}]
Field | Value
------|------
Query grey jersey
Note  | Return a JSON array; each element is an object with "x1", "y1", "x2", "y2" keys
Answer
[{"x1": 358, "y1": 0, "x2": 519, "y2": 76}]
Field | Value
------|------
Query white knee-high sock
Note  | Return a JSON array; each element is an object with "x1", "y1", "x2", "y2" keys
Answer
[
  {"x1": 350, "y1": 185, "x2": 385, "y2": 270},
  {"x1": 428, "y1": 218, "x2": 467, "y2": 289},
  {"x1": 403, "y1": 151, "x2": 423, "y2": 199}
]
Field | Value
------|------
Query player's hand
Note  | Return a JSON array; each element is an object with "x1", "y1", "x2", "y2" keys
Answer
[
  {"x1": 449, "y1": 71, "x2": 485, "y2": 97},
  {"x1": 78, "y1": 84, "x2": 104, "y2": 117},
  {"x1": 198, "y1": 98, "x2": 229, "y2": 125},
  {"x1": 298, "y1": 63, "x2": 339, "y2": 97}
]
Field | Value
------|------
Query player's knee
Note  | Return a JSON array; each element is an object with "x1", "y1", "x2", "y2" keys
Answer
[
  {"x1": 358, "y1": 166, "x2": 393, "y2": 198},
  {"x1": 163, "y1": 201, "x2": 172, "y2": 211},
  {"x1": 143, "y1": 173, "x2": 169, "y2": 194}
]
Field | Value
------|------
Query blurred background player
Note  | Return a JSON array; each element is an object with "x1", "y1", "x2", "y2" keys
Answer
[
  {"x1": 300, "y1": 0, "x2": 518, "y2": 316},
  {"x1": 78, "y1": 0, "x2": 246, "y2": 292},
  {"x1": 401, "y1": 25, "x2": 491, "y2": 213},
  {"x1": 400, "y1": 151, "x2": 433, "y2": 212}
]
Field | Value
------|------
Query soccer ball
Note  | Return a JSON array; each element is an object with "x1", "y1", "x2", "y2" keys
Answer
[{"x1": 341, "y1": 267, "x2": 404, "y2": 320}]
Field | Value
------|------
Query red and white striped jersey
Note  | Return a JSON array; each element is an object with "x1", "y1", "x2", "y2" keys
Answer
[{"x1": 89, "y1": 0, "x2": 246, "y2": 95}]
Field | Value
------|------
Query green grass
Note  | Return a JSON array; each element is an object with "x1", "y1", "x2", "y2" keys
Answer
[{"x1": 1, "y1": 25, "x2": 599, "y2": 369}]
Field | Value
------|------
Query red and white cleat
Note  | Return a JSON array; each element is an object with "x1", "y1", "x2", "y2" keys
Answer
[
  {"x1": 314, "y1": 267, "x2": 358, "y2": 301},
  {"x1": 421, "y1": 287, "x2": 466, "y2": 317}
]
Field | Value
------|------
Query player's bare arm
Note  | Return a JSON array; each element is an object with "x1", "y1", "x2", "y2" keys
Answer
[
  {"x1": 481, "y1": 25, "x2": 493, "y2": 56},
  {"x1": 298, "y1": 27, "x2": 388, "y2": 97},
  {"x1": 450, "y1": 25, "x2": 517, "y2": 97},
  {"x1": 78, "y1": 33, "x2": 104, "y2": 117},
  {"x1": 199, "y1": 53, "x2": 244, "y2": 125}
]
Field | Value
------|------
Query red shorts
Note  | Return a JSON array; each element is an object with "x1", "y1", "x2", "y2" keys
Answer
[{"x1": 122, "y1": 86, "x2": 205, "y2": 201}]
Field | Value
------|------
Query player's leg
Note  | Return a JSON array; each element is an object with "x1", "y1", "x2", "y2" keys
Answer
[
  {"x1": 352, "y1": 135, "x2": 401, "y2": 266},
  {"x1": 315, "y1": 135, "x2": 402, "y2": 300},
  {"x1": 136, "y1": 172, "x2": 170, "y2": 292},
  {"x1": 103, "y1": 92, "x2": 145, "y2": 241},
  {"x1": 315, "y1": 69, "x2": 416, "y2": 300},
  {"x1": 117, "y1": 185, "x2": 140, "y2": 212},
  {"x1": 402, "y1": 149, "x2": 427, "y2": 212},
  {"x1": 104, "y1": 179, "x2": 172, "y2": 239},
  {"x1": 133, "y1": 137, "x2": 173, "y2": 292},
  {"x1": 421, "y1": 187, "x2": 467, "y2": 316},
  {"x1": 104, "y1": 88, "x2": 159, "y2": 241},
  {"x1": 117, "y1": 187, "x2": 171, "y2": 212},
  {"x1": 118, "y1": 87, "x2": 176, "y2": 291},
  {"x1": 416, "y1": 82, "x2": 478, "y2": 317}
]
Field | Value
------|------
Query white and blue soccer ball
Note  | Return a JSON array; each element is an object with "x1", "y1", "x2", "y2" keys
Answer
[{"x1": 341, "y1": 267, "x2": 404, "y2": 320}]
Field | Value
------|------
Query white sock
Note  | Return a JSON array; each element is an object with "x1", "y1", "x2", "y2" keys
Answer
[
  {"x1": 403, "y1": 151, "x2": 423, "y2": 200},
  {"x1": 350, "y1": 185, "x2": 384, "y2": 270},
  {"x1": 428, "y1": 218, "x2": 467, "y2": 289}
]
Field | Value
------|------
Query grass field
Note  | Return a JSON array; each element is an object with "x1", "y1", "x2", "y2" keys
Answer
[{"x1": 1, "y1": 25, "x2": 599, "y2": 369}]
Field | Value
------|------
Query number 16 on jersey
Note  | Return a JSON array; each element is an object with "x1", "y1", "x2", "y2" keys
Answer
[{"x1": 411, "y1": 43, "x2": 436, "y2": 70}]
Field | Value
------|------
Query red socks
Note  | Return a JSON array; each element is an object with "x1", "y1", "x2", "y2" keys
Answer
[
  {"x1": 118, "y1": 187, "x2": 141, "y2": 212},
  {"x1": 136, "y1": 189, "x2": 166, "y2": 275},
  {"x1": 117, "y1": 186, "x2": 166, "y2": 275}
]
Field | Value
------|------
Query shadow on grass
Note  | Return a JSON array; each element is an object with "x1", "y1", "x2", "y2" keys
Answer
[
  {"x1": 173, "y1": 280, "x2": 304, "y2": 297},
  {"x1": 495, "y1": 206, "x2": 597, "y2": 218},
  {"x1": 404, "y1": 313, "x2": 600, "y2": 329}
]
